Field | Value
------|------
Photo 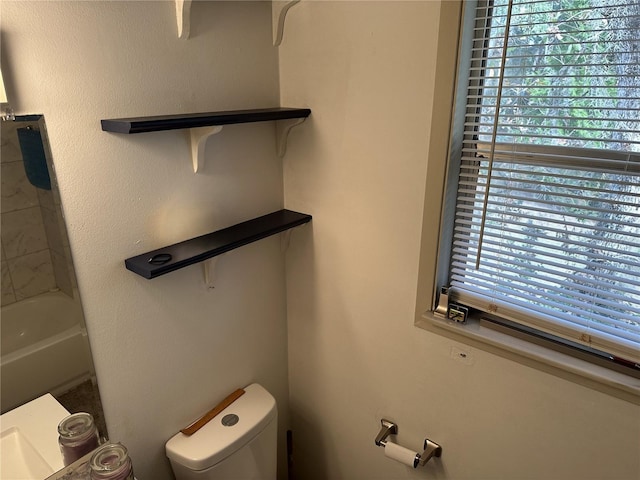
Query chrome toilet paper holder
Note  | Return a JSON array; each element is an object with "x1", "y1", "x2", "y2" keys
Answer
[{"x1": 375, "y1": 418, "x2": 442, "y2": 467}]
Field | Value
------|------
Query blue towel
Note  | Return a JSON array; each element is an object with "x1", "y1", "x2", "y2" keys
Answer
[{"x1": 17, "y1": 127, "x2": 51, "y2": 190}]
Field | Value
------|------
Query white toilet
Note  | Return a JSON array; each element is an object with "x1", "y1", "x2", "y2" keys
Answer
[{"x1": 165, "y1": 383, "x2": 277, "y2": 480}]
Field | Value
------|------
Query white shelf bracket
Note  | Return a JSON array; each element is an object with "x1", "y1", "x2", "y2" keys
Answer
[
  {"x1": 203, "y1": 257, "x2": 220, "y2": 289},
  {"x1": 272, "y1": 0, "x2": 300, "y2": 47},
  {"x1": 275, "y1": 117, "x2": 306, "y2": 157},
  {"x1": 176, "y1": 0, "x2": 192, "y2": 39},
  {"x1": 189, "y1": 125, "x2": 223, "y2": 173},
  {"x1": 280, "y1": 229, "x2": 293, "y2": 252},
  {"x1": 179, "y1": 0, "x2": 298, "y2": 44}
]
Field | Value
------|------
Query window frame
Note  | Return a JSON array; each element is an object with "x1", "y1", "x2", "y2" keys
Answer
[{"x1": 414, "y1": 0, "x2": 640, "y2": 405}]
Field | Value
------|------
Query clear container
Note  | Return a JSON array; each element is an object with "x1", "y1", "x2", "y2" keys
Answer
[
  {"x1": 89, "y1": 443, "x2": 134, "y2": 480},
  {"x1": 58, "y1": 412, "x2": 101, "y2": 466}
]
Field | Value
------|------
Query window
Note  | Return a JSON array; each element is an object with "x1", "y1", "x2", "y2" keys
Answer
[{"x1": 437, "y1": 0, "x2": 640, "y2": 370}]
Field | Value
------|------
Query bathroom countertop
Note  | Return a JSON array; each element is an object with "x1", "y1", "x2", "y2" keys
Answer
[
  {"x1": 45, "y1": 451, "x2": 93, "y2": 480},
  {"x1": 45, "y1": 449, "x2": 139, "y2": 480}
]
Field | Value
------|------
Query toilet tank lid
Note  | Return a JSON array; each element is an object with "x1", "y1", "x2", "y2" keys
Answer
[{"x1": 165, "y1": 383, "x2": 277, "y2": 471}]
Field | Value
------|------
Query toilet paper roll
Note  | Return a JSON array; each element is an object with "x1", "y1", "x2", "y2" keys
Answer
[{"x1": 384, "y1": 442, "x2": 420, "y2": 468}]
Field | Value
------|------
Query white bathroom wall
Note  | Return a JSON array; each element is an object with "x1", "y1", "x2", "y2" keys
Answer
[
  {"x1": 280, "y1": 2, "x2": 640, "y2": 479},
  {"x1": 3, "y1": 2, "x2": 638, "y2": 480},
  {"x1": 1, "y1": 2, "x2": 293, "y2": 479}
]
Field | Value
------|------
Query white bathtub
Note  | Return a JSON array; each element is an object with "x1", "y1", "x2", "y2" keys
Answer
[{"x1": 1, "y1": 291, "x2": 93, "y2": 413}]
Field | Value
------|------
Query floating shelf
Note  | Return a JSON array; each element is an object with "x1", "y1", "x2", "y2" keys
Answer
[
  {"x1": 125, "y1": 209, "x2": 312, "y2": 279},
  {"x1": 101, "y1": 108, "x2": 310, "y2": 134},
  {"x1": 101, "y1": 107, "x2": 311, "y2": 172}
]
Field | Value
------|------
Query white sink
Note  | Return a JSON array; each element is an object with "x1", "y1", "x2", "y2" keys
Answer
[
  {"x1": 0, "y1": 394, "x2": 70, "y2": 479},
  {"x1": 1, "y1": 427, "x2": 55, "y2": 478}
]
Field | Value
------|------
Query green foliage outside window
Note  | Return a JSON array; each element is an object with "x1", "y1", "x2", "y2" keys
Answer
[{"x1": 457, "y1": 0, "x2": 640, "y2": 343}]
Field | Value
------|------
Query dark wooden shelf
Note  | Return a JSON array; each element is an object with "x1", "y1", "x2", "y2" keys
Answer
[
  {"x1": 101, "y1": 107, "x2": 311, "y2": 134},
  {"x1": 125, "y1": 209, "x2": 312, "y2": 279}
]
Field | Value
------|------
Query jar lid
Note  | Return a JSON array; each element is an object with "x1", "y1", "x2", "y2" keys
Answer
[
  {"x1": 58, "y1": 412, "x2": 96, "y2": 440},
  {"x1": 89, "y1": 443, "x2": 131, "y2": 477}
]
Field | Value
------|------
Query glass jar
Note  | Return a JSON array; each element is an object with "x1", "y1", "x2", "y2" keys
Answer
[
  {"x1": 89, "y1": 443, "x2": 134, "y2": 480},
  {"x1": 58, "y1": 412, "x2": 100, "y2": 466}
]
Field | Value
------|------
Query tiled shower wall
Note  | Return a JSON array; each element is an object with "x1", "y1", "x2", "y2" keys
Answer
[{"x1": 1, "y1": 118, "x2": 75, "y2": 306}]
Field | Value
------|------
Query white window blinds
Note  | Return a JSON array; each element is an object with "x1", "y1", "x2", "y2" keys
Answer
[{"x1": 449, "y1": 0, "x2": 640, "y2": 364}]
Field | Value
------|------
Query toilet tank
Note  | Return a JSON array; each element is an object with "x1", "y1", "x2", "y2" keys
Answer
[{"x1": 166, "y1": 383, "x2": 277, "y2": 480}]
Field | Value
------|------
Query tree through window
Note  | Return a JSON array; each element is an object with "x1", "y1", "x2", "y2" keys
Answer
[{"x1": 443, "y1": 0, "x2": 640, "y2": 366}]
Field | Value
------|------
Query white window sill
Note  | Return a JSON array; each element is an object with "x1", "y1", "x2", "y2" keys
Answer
[{"x1": 416, "y1": 312, "x2": 640, "y2": 405}]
